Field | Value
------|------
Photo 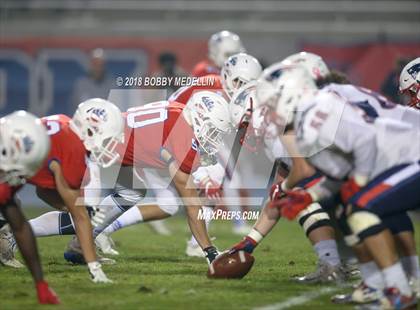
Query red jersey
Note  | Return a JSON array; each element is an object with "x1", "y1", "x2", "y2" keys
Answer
[
  {"x1": 0, "y1": 183, "x2": 20, "y2": 205},
  {"x1": 168, "y1": 74, "x2": 224, "y2": 106},
  {"x1": 117, "y1": 101, "x2": 200, "y2": 174},
  {"x1": 29, "y1": 115, "x2": 88, "y2": 190},
  {"x1": 191, "y1": 59, "x2": 220, "y2": 77}
]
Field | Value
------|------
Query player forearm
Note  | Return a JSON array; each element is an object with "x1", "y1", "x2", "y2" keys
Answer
[
  {"x1": 68, "y1": 206, "x2": 97, "y2": 263},
  {"x1": 285, "y1": 158, "x2": 316, "y2": 189},
  {"x1": 1, "y1": 202, "x2": 44, "y2": 282},
  {"x1": 253, "y1": 200, "x2": 281, "y2": 236},
  {"x1": 185, "y1": 205, "x2": 212, "y2": 249}
]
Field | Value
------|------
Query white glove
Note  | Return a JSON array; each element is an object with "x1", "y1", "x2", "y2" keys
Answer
[
  {"x1": 88, "y1": 261, "x2": 113, "y2": 283},
  {"x1": 90, "y1": 207, "x2": 106, "y2": 227}
]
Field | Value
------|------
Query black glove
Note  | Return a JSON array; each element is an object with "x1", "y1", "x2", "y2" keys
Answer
[{"x1": 203, "y1": 246, "x2": 219, "y2": 264}]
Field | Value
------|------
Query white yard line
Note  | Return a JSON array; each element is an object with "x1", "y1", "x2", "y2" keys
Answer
[{"x1": 253, "y1": 287, "x2": 340, "y2": 310}]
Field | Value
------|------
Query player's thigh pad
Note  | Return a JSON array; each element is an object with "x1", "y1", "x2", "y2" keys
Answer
[
  {"x1": 296, "y1": 202, "x2": 331, "y2": 236},
  {"x1": 349, "y1": 161, "x2": 420, "y2": 217}
]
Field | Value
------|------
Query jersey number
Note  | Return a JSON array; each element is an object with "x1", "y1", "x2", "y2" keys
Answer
[
  {"x1": 127, "y1": 101, "x2": 169, "y2": 129},
  {"x1": 45, "y1": 116, "x2": 61, "y2": 135}
]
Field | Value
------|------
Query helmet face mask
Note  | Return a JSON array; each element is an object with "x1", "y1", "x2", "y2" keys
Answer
[
  {"x1": 399, "y1": 58, "x2": 420, "y2": 109},
  {"x1": 187, "y1": 91, "x2": 231, "y2": 155},
  {"x1": 71, "y1": 98, "x2": 124, "y2": 168}
]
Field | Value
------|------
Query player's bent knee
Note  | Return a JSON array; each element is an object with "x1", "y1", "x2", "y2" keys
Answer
[
  {"x1": 296, "y1": 202, "x2": 331, "y2": 236},
  {"x1": 158, "y1": 204, "x2": 179, "y2": 216},
  {"x1": 347, "y1": 211, "x2": 385, "y2": 242}
]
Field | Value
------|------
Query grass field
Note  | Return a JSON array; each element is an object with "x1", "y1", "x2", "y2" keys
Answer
[{"x1": 1, "y1": 208, "x2": 419, "y2": 310}]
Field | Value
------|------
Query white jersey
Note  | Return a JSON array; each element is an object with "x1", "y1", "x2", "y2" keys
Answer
[
  {"x1": 295, "y1": 88, "x2": 420, "y2": 181},
  {"x1": 263, "y1": 123, "x2": 292, "y2": 167},
  {"x1": 324, "y1": 83, "x2": 420, "y2": 129}
]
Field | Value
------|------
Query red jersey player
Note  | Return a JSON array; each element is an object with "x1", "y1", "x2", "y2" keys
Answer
[
  {"x1": 191, "y1": 30, "x2": 245, "y2": 77},
  {"x1": 91, "y1": 91, "x2": 231, "y2": 263},
  {"x1": 0, "y1": 111, "x2": 59, "y2": 304}
]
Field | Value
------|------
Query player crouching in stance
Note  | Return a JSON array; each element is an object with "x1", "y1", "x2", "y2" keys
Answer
[
  {"x1": 0, "y1": 98, "x2": 123, "y2": 283},
  {"x1": 0, "y1": 111, "x2": 59, "y2": 304},
  {"x1": 255, "y1": 64, "x2": 419, "y2": 309},
  {"x1": 74, "y1": 91, "x2": 231, "y2": 263}
]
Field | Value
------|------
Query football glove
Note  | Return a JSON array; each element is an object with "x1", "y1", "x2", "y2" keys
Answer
[
  {"x1": 36, "y1": 281, "x2": 60, "y2": 304},
  {"x1": 274, "y1": 189, "x2": 313, "y2": 220},
  {"x1": 200, "y1": 179, "x2": 222, "y2": 202},
  {"x1": 229, "y1": 236, "x2": 257, "y2": 254},
  {"x1": 90, "y1": 207, "x2": 106, "y2": 227},
  {"x1": 269, "y1": 182, "x2": 286, "y2": 202},
  {"x1": 88, "y1": 261, "x2": 113, "y2": 283},
  {"x1": 340, "y1": 177, "x2": 364, "y2": 205},
  {"x1": 203, "y1": 246, "x2": 219, "y2": 264}
]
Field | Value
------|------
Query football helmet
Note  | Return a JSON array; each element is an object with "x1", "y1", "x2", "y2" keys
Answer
[
  {"x1": 208, "y1": 31, "x2": 246, "y2": 68},
  {"x1": 281, "y1": 52, "x2": 330, "y2": 80},
  {"x1": 399, "y1": 57, "x2": 420, "y2": 109},
  {"x1": 256, "y1": 63, "x2": 317, "y2": 127},
  {"x1": 0, "y1": 111, "x2": 50, "y2": 186},
  {"x1": 221, "y1": 53, "x2": 262, "y2": 96},
  {"x1": 70, "y1": 98, "x2": 124, "y2": 168},
  {"x1": 186, "y1": 91, "x2": 231, "y2": 155}
]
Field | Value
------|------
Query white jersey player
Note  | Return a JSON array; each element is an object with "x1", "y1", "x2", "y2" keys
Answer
[{"x1": 255, "y1": 63, "x2": 419, "y2": 308}]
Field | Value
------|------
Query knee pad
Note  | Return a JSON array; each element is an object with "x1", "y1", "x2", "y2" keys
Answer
[
  {"x1": 59, "y1": 212, "x2": 75, "y2": 235},
  {"x1": 382, "y1": 213, "x2": 414, "y2": 235},
  {"x1": 297, "y1": 202, "x2": 332, "y2": 236},
  {"x1": 112, "y1": 186, "x2": 147, "y2": 211},
  {"x1": 347, "y1": 210, "x2": 385, "y2": 242},
  {"x1": 157, "y1": 203, "x2": 179, "y2": 216}
]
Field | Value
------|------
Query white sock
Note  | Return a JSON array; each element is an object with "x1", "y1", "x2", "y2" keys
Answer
[
  {"x1": 189, "y1": 206, "x2": 212, "y2": 247},
  {"x1": 382, "y1": 262, "x2": 412, "y2": 296},
  {"x1": 401, "y1": 255, "x2": 420, "y2": 279},
  {"x1": 313, "y1": 239, "x2": 341, "y2": 267},
  {"x1": 93, "y1": 195, "x2": 127, "y2": 237},
  {"x1": 102, "y1": 206, "x2": 143, "y2": 235},
  {"x1": 359, "y1": 261, "x2": 384, "y2": 290},
  {"x1": 29, "y1": 211, "x2": 62, "y2": 236}
]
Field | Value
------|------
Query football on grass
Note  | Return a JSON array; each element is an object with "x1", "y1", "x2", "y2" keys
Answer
[{"x1": 207, "y1": 251, "x2": 255, "y2": 279}]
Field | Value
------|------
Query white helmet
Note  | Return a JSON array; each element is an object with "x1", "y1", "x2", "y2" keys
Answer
[
  {"x1": 229, "y1": 80, "x2": 257, "y2": 128},
  {"x1": 208, "y1": 30, "x2": 246, "y2": 68},
  {"x1": 281, "y1": 52, "x2": 330, "y2": 80},
  {"x1": 70, "y1": 98, "x2": 124, "y2": 168},
  {"x1": 186, "y1": 91, "x2": 231, "y2": 155},
  {"x1": 256, "y1": 63, "x2": 317, "y2": 127},
  {"x1": 0, "y1": 111, "x2": 50, "y2": 186},
  {"x1": 399, "y1": 57, "x2": 420, "y2": 109},
  {"x1": 221, "y1": 53, "x2": 262, "y2": 96}
]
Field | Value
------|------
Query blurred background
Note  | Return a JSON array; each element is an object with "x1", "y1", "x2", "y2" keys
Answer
[{"x1": 0, "y1": 0, "x2": 419, "y2": 117}]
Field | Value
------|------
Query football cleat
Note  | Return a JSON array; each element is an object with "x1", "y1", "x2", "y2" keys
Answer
[
  {"x1": 64, "y1": 236, "x2": 116, "y2": 265},
  {"x1": 293, "y1": 260, "x2": 346, "y2": 285},
  {"x1": 408, "y1": 277, "x2": 420, "y2": 298},
  {"x1": 355, "y1": 287, "x2": 417, "y2": 310},
  {"x1": 331, "y1": 282, "x2": 382, "y2": 304},
  {"x1": 0, "y1": 225, "x2": 23, "y2": 268},
  {"x1": 147, "y1": 220, "x2": 171, "y2": 236},
  {"x1": 185, "y1": 240, "x2": 205, "y2": 258},
  {"x1": 95, "y1": 233, "x2": 119, "y2": 256}
]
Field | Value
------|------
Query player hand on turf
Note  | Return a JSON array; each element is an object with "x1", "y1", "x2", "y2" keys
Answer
[
  {"x1": 274, "y1": 189, "x2": 313, "y2": 220},
  {"x1": 90, "y1": 207, "x2": 106, "y2": 227},
  {"x1": 203, "y1": 246, "x2": 219, "y2": 264},
  {"x1": 340, "y1": 176, "x2": 366, "y2": 204},
  {"x1": 229, "y1": 236, "x2": 257, "y2": 254},
  {"x1": 36, "y1": 281, "x2": 60, "y2": 304},
  {"x1": 88, "y1": 261, "x2": 113, "y2": 283}
]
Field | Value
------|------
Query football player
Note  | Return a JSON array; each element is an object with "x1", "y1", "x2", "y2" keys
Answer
[
  {"x1": 0, "y1": 111, "x2": 59, "y2": 304},
  {"x1": 1, "y1": 98, "x2": 123, "y2": 283},
  {"x1": 86, "y1": 91, "x2": 232, "y2": 263},
  {"x1": 229, "y1": 52, "x2": 348, "y2": 284},
  {"x1": 399, "y1": 57, "x2": 420, "y2": 109},
  {"x1": 256, "y1": 63, "x2": 419, "y2": 308},
  {"x1": 191, "y1": 30, "x2": 245, "y2": 77}
]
